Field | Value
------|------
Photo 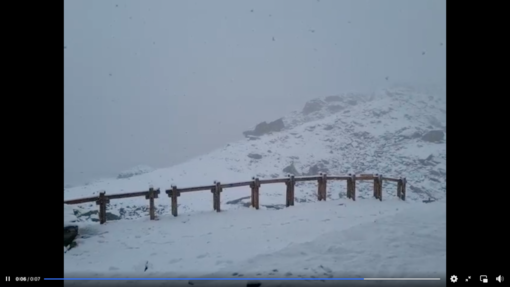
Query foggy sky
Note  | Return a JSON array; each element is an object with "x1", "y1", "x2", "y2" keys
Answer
[{"x1": 64, "y1": 0, "x2": 446, "y2": 186}]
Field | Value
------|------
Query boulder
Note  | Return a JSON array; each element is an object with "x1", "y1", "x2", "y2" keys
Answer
[
  {"x1": 243, "y1": 118, "x2": 285, "y2": 137},
  {"x1": 247, "y1": 153, "x2": 263, "y2": 160},
  {"x1": 302, "y1": 99, "x2": 325, "y2": 115},
  {"x1": 421, "y1": 130, "x2": 445, "y2": 143}
]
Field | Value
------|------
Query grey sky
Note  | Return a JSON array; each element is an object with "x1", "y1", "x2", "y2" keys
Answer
[{"x1": 64, "y1": 0, "x2": 446, "y2": 186}]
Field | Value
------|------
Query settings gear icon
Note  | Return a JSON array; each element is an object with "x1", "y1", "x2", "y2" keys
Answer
[{"x1": 450, "y1": 275, "x2": 458, "y2": 283}]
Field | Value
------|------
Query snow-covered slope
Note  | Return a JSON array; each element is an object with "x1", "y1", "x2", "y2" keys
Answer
[
  {"x1": 64, "y1": 198, "x2": 446, "y2": 283},
  {"x1": 64, "y1": 85, "x2": 446, "y2": 222}
]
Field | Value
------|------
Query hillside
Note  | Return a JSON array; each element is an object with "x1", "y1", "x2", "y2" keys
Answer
[{"x1": 64, "y1": 85, "x2": 446, "y2": 222}]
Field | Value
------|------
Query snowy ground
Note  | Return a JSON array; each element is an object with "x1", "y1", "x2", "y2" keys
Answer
[{"x1": 64, "y1": 198, "x2": 446, "y2": 286}]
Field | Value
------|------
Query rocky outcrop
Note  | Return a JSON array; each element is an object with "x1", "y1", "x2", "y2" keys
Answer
[
  {"x1": 243, "y1": 118, "x2": 285, "y2": 137},
  {"x1": 302, "y1": 99, "x2": 325, "y2": 115},
  {"x1": 421, "y1": 130, "x2": 445, "y2": 143}
]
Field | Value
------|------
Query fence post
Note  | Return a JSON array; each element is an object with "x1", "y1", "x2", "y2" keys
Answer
[
  {"x1": 211, "y1": 184, "x2": 217, "y2": 211},
  {"x1": 145, "y1": 187, "x2": 159, "y2": 220},
  {"x1": 165, "y1": 186, "x2": 180, "y2": 217},
  {"x1": 378, "y1": 174, "x2": 383, "y2": 201},
  {"x1": 373, "y1": 174, "x2": 378, "y2": 199},
  {"x1": 347, "y1": 174, "x2": 352, "y2": 199},
  {"x1": 216, "y1": 181, "x2": 222, "y2": 212},
  {"x1": 397, "y1": 178, "x2": 402, "y2": 200},
  {"x1": 286, "y1": 174, "x2": 296, "y2": 207},
  {"x1": 250, "y1": 177, "x2": 260, "y2": 209},
  {"x1": 401, "y1": 177, "x2": 406, "y2": 201},
  {"x1": 322, "y1": 173, "x2": 328, "y2": 201},
  {"x1": 251, "y1": 177, "x2": 255, "y2": 208},
  {"x1": 352, "y1": 174, "x2": 356, "y2": 201},
  {"x1": 290, "y1": 175, "x2": 295, "y2": 206},
  {"x1": 96, "y1": 191, "x2": 109, "y2": 224},
  {"x1": 317, "y1": 174, "x2": 324, "y2": 201},
  {"x1": 254, "y1": 178, "x2": 260, "y2": 209}
]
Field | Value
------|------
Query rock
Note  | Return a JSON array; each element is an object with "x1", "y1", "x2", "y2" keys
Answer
[
  {"x1": 247, "y1": 153, "x2": 263, "y2": 160},
  {"x1": 64, "y1": 226, "x2": 78, "y2": 247},
  {"x1": 106, "y1": 212, "x2": 121, "y2": 221},
  {"x1": 282, "y1": 162, "x2": 300, "y2": 175},
  {"x1": 243, "y1": 118, "x2": 285, "y2": 137},
  {"x1": 226, "y1": 196, "x2": 251, "y2": 205},
  {"x1": 323, "y1": 125, "x2": 334, "y2": 130},
  {"x1": 421, "y1": 130, "x2": 445, "y2": 143},
  {"x1": 302, "y1": 99, "x2": 325, "y2": 115},
  {"x1": 422, "y1": 198, "x2": 437, "y2": 203}
]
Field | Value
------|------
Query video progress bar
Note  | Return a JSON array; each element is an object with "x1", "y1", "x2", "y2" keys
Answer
[
  {"x1": 44, "y1": 278, "x2": 441, "y2": 281},
  {"x1": 364, "y1": 278, "x2": 441, "y2": 281}
]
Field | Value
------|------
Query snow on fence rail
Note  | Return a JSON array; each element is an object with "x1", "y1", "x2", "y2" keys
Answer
[{"x1": 64, "y1": 173, "x2": 407, "y2": 224}]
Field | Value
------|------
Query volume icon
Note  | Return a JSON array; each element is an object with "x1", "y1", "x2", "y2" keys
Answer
[{"x1": 496, "y1": 275, "x2": 503, "y2": 283}]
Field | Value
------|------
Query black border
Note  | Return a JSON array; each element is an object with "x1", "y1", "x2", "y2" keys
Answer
[
  {"x1": 445, "y1": 1, "x2": 508, "y2": 287},
  {"x1": 2, "y1": 0, "x2": 63, "y2": 286}
]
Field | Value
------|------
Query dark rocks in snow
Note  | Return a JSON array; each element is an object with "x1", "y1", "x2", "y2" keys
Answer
[
  {"x1": 247, "y1": 153, "x2": 263, "y2": 160},
  {"x1": 282, "y1": 162, "x2": 300, "y2": 175},
  {"x1": 117, "y1": 165, "x2": 153, "y2": 179},
  {"x1": 106, "y1": 212, "x2": 121, "y2": 221},
  {"x1": 323, "y1": 125, "x2": 334, "y2": 131},
  {"x1": 64, "y1": 225, "x2": 78, "y2": 247},
  {"x1": 226, "y1": 196, "x2": 251, "y2": 205},
  {"x1": 243, "y1": 118, "x2": 285, "y2": 137},
  {"x1": 422, "y1": 197, "x2": 437, "y2": 203},
  {"x1": 302, "y1": 99, "x2": 325, "y2": 115},
  {"x1": 421, "y1": 130, "x2": 445, "y2": 143},
  {"x1": 76, "y1": 209, "x2": 121, "y2": 221}
]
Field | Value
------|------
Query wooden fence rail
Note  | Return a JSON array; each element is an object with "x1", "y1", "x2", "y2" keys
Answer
[{"x1": 64, "y1": 173, "x2": 407, "y2": 224}]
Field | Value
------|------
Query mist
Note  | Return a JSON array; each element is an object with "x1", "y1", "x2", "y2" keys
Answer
[{"x1": 64, "y1": 0, "x2": 446, "y2": 186}]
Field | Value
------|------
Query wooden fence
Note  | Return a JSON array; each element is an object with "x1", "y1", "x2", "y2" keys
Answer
[{"x1": 64, "y1": 173, "x2": 407, "y2": 224}]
